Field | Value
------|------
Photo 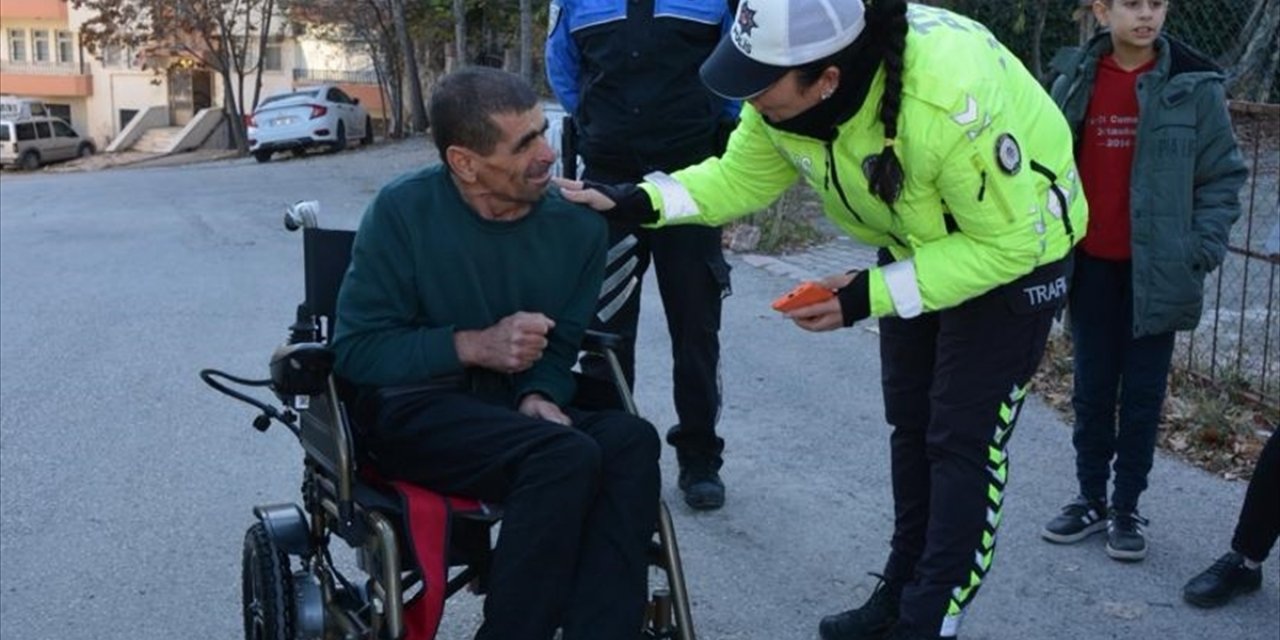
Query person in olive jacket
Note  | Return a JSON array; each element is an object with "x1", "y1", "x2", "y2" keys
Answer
[{"x1": 1040, "y1": 0, "x2": 1246, "y2": 563}]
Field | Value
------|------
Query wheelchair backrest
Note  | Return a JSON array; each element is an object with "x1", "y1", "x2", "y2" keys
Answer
[
  {"x1": 297, "y1": 227, "x2": 359, "y2": 510},
  {"x1": 302, "y1": 227, "x2": 356, "y2": 343}
]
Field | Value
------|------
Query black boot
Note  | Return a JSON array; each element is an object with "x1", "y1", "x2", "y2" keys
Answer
[
  {"x1": 1183, "y1": 551, "x2": 1263, "y2": 608},
  {"x1": 819, "y1": 575, "x2": 901, "y2": 640},
  {"x1": 676, "y1": 452, "x2": 725, "y2": 510}
]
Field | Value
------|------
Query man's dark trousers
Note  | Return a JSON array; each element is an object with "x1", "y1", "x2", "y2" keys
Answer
[
  {"x1": 579, "y1": 165, "x2": 730, "y2": 467},
  {"x1": 1234, "y1": 431, "x2": 1279, "y2": 563},
  {"x1": 357, "y1": 389, "x2": 661, "y2": 640},
  {"x1": 1069, "y1": 252, "x2": 1176, "y2": 512}
]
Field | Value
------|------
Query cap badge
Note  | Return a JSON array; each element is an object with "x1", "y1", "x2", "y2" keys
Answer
[{"x1": 737, "y1": 2, "x2": 759, "y2": 37}]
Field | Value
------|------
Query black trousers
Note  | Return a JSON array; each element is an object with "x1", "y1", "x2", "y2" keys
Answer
[
  {"x1": 878, "y1": 257, "x2": 1062, "y2": 638},
  {"x1": 357, "y1": 389, "x2": 661, "y2": 640},
  {"x1": 1068, "y1": 253, "x2": 1176, "y2": 512},
  {"x1": 1234, "y1": 430, "x2": 1279, "y2": 564},
  {"x1": 579, "y1": 165, "x2": 731, "y2": 464}
]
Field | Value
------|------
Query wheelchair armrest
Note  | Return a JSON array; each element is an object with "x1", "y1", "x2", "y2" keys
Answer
[
  {"x1": 582, "y1": 330, "x2": 622, "y2": 354},
  {"x1": 270, "y1": 342, "x2": 335, "y2": 398}
]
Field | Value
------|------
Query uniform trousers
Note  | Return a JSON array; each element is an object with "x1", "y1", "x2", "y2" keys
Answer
[{"x1": 878, "y1": 256, "x2": 1063, "y2": 637}]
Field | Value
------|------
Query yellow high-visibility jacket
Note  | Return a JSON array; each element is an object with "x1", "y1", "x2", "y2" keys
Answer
[{"x1": 641, "y1": 4, "x2": 1087, "y2": 318}]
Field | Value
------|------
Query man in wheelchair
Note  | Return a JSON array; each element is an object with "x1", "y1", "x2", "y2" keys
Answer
[{"x1": 330, "y1": 66, "x2": 661, "y2": 640}]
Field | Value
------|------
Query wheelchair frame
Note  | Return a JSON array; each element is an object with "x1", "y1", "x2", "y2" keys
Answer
[{"x1": 205, "y1": 207, "x2": 695, "y2": 640}]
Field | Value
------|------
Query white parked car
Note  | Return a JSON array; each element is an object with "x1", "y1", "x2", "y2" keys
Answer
[{"x1": 247, "y1": 84, "x2": 372, "y2": 162}]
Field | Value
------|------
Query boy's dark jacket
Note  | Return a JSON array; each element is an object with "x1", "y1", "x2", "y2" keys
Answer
[{"x1": 1047, "y1": 32, "x2": 1247, "y2": 338}]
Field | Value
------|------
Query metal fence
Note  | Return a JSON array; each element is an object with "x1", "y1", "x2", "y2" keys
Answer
[
  {"x1": 1185, "y1": 102, "x2": 1280, "y2": 408},
  {"x1": 292, "y1": 68, "x2": 379, "y2": 84},
  {"x1": 923, "y1": 0, "x2": 1277, "y2": 103}
]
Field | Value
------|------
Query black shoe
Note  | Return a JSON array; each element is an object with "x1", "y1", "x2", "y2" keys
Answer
[
  {"x1": 1042, "y1": 496, "x2": 1108, "y2": 544},
  {"x1": 1106, "y1": 508, "x2": 1149, "y2": 561},
  {"x1": 819, "y1": 575, "x2": 900, "y2": 640},
  {"x1": 677, "y1": 457, "x2": 725, "y2": 510},
  {"x1": 882, "y1": 623, "x2": 938, "y2": 640},
  {"x1": 1183, "y1": 551, "x2": 1262, "y2": 608}
]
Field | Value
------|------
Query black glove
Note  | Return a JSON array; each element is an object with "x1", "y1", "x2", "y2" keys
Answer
[
  {"x1": 582, "y1": 180, "x2": 659, "y2": 225},
  {"x1": 836, "y1": 270, "x2": 871, "y2": 327}
]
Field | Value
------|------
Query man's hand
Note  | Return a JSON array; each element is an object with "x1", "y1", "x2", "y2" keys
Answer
[
  {"x1": 454, "y1": 311, "x2": 556, "y2": 374},
  {"x1": 518, "y1": 393, "x2": 572, "y2": 426},
  {"x1": 552, "y1": 178, "x2": 659, "y2": 225}
]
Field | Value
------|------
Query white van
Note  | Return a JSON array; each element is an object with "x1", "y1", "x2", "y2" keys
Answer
[
  {"x1": 0, "y1": 96, "x2": 49, "y2": 120},
  {"x1": 0, "y1": 115, "x2": 96, "y2": 170}
]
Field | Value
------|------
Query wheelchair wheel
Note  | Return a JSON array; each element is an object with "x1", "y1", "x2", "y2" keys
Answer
[{"x1": 242, "y1": 523, "x2": 296, "y2": 640}]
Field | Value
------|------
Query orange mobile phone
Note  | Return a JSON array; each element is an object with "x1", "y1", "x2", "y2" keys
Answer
[{"x1": 771, "y1": 281, "x2": 835, "y2": 312}]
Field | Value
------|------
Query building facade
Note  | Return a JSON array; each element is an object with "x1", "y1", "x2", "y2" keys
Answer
[{"x1": 0, "y1": 0, "x2": 384, "y2": 151}]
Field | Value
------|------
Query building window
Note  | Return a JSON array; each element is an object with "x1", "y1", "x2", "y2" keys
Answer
[
  {"x1": 119, "y1": 108, "x2": 138, "y2": 132},
  {"x1": 56, "y1": 31, "x2": 74, "y2": 65},
  {"x1": 47, "y1": 103, "x2": 72, "y2": 125},
  {"x1": 8, "y1": 29, "x2": 26, "y2": 63},
  {"x1": 263, "y1": 38, "x2": 282, "y2": 71},
  {"x1": 32, "y1": 30, "x2": 50, "y2": 63},
  {"x1": 102, "y1": 44, "x2": 133, "y2": 68}
]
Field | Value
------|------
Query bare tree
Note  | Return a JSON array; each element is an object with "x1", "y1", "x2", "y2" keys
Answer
[
  {"x1": 519, "y1": 0, "x2": 532, "y2": 80},
  {"x1": 284, "y1": 0, "x2": 410, "y2": 137},
  {"x1": 390, "y1": 0, "x2": 428, "y2": 132},
  {"x1": 453, "y1": 0, "x2": 467, "y2": 66},
  {"x1": 72, "y1": 0, "x2": 279, "y2": 152},
  {"x1": 1028, "y1": 0, "x2": 1049, "y2": 79},
  {"x1": 1224, "y1": 0, "x2": 1279, "y2": 102}
]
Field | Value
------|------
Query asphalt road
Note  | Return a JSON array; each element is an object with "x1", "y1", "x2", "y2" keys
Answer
[{"x1": 1, "y1": 138, "x2": 1275, "y2": 639}]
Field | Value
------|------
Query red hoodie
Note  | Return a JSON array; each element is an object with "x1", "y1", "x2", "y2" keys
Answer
[{"x1": 1078, "y1": 54, "x2": 1157, "y2": 260}]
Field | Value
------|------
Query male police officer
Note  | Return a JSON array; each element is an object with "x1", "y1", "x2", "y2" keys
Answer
[{"x1": 547, "y1": 0, "x2": 737, "y2": 510}]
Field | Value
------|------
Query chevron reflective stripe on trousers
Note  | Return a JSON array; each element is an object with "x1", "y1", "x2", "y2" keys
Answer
[
  {"x1": 939, "y1": 382, "x2": 1028, "y2": 638},
  {"x1": 597, "y1": 234, "x2": 641, "y2": 323}
]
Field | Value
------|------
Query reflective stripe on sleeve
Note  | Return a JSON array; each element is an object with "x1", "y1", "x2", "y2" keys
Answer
[
  {"x1": 643, "y1": 171, "x2": 700, "y2": 221},
  {"x1": 882, "y1": 259, "x2": 924, "y2": 319}
]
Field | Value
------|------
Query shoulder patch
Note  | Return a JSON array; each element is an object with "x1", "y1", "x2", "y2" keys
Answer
[{"x1": 995, "y1": 133, "x2": 1021, "y2": 175}]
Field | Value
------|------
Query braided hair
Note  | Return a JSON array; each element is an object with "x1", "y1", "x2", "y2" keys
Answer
[{"x1": 867, "y1": 0, "x2": 908, "y2": 204}]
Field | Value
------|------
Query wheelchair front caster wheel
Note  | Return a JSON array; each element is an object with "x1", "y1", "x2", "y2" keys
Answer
[{"x1": 242, "y1": 523, "x2": 296, "y2": 640}]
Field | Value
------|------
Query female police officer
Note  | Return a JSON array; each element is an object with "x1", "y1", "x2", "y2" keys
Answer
[{"x1": 557, "y1": 0, "x2": 1086, "y2": 638}]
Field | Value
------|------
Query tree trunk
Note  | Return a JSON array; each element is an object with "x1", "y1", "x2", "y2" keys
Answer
[
  {"x1": 390, "y1": 0, "x2": 428, "y2": 132},
  {"x1": 1225, "y1": 0, "x2": 1279, "y2": 102},
  {"x1": 453, "y1": 0, "x2": 468, "y2": 65},
  {"x1": 519, "y1": 0, "x2": 532, "y2": 80},
  {"x1": 251, "y1": 0, "x2": 276, "y2": 113},
  {"x1": 383, "y1": 28, "x2": 406, "y2": 138},
  {"x1": 1029, "y1": 0, "x2": 1049, "y2": 79},
  {"x1": 219, "y1": 68, "x2": 249, "y2": 152}
]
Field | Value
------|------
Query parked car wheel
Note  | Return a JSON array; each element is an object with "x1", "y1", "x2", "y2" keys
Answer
[
  {"x1": 361, "y1": 117, "x2": 374, "y2": 146},
  {"x1": 331, "y1": 122, "x2": 347, "y2": 153},
  {"x1": 18, "y1": 151, "x2": 40, "y2": 171},
  {"x1": 76, "y1": 142, "x2": 95, "y2": 158},
  {"x1": 254, "y1": 151, "x2": 273, "y2": 163}
]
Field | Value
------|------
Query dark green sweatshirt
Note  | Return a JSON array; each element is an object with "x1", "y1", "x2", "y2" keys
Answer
[{"x1": 331, "y1": 165, "x2": 606, "y2": 406}]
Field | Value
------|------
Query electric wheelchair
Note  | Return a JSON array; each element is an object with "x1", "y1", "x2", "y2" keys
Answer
[{"x1": 201, "y1": 203, "x2": 696, "y2": 640}]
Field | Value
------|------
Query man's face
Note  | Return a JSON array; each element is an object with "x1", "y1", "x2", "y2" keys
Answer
[{"x1": 471, "y1": 105, "x2": 556, "y2": 207}]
